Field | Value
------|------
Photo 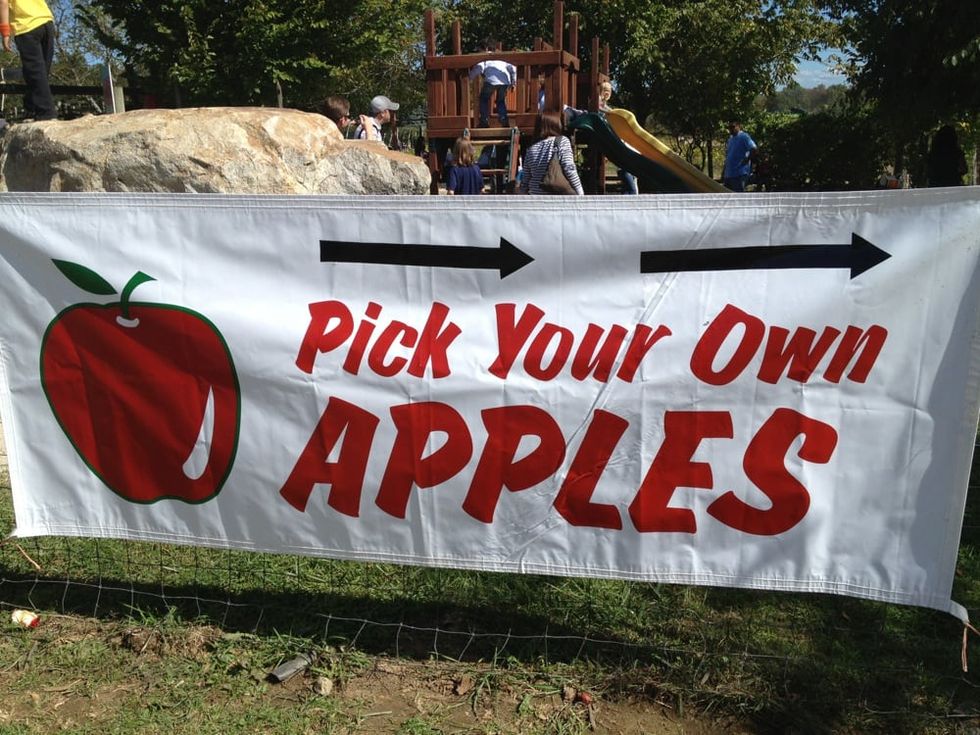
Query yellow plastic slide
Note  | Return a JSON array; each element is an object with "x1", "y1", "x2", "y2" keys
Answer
[{"x1": 606, "y1": 109, "x2": 729, "y2": 193}]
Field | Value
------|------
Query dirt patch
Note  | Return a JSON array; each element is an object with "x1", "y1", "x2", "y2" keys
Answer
[
  {"x1": 116, "y1": 623, "x2": 219, "y2": 659},
  {"x1": 334, "y1": 657, "x2": 749, "y2": 734},
  {"x1": 0, "y1": 613, "x2": 751, "y2": 734}
]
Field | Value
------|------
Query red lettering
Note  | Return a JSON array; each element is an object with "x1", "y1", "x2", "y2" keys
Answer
[
  {"x1": 489, "y1": 303, "x2": 545, "y2": 379},
  {"x1": 629, "y1": 411, "x2": 733, "y2": 532},
  {"x1": 822, "y1": 325, "x2": 888, "y2": 383},
  {"x1": 279, "y1": 397, "x2": 379, "y2": 515},
  {"x1": 407, "y1": 303, "x2": 462, "y2": 379},
  {"x1": 295, "y1": 300, "x2": 354, "y2": 374},
  {"x1": 375, "y1": 402, "x2": 473, "y2": 518},
  {"x1": 758, "y1": 326, "x2": 841, "y2": 384},
  {"x1": 571, "y1": 324, "x2": 628, "y2": 382},
  {"x1": 463, "y1": 406, "x2": 566, "y2": 523},
  {"x1": 343, "y1": 302, "x2": 382, "y2": 375},
  {"x1": 524, "y1": 323, "x2": 574, "y2": 380},
  {"x1": 690, "y1": 305, "x2": 765, "y2": 385},
  {"x1": 617, "y1": 324, "x2": 672, "y2": 382},
  {"x1": 707, "y1": 408, "x2": 836, "y2": 535},
  {"x1": 367, "y1": 321, "x2": 418, "y2": 377},
  {"x1": 553, "y1": 410, "x2": 626, "y2": 529}
]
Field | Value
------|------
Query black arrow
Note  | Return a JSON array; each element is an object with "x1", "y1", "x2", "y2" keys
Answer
[
  {"x1": 320, "y1": 237, "x2": 533, "y2": 279},
  {"x1": 640, "y1": 233, "x2": 890, "y2": 280}
]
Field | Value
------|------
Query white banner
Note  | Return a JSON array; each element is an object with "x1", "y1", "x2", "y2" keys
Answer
[{"x1": 1, "y1": 190, "x2": 978, "y2": 619}]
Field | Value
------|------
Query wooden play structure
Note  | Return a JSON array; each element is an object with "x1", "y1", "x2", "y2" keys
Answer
[{"x1": 423, "y1": 1, "x2": 611, "y2": 193}]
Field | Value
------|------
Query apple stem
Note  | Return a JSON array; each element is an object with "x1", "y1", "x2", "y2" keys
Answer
[{"x1": 120, "y1": 272, "x2": 156, "y2": 320}]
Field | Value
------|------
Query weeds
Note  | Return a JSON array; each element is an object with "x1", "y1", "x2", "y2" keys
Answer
[{"x1": 3, "y1": 450, "x2": 980, "y2": 733}]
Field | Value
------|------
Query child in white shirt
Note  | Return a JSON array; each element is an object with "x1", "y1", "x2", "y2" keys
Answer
[{"x1": 469, "y1": 40, "x2": 516, "y2": 128}]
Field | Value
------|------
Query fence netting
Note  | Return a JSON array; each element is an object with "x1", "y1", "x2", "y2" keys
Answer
[{"x1": 2, "y1": 441, "x2": 979, "y2": 728}]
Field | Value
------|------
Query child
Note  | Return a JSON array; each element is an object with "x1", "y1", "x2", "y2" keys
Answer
[
  {"x1": 446, "y1": 137, "x2": 484, "y2": 195},
  {"x1": 355, "y1": 95, "x2": 400, "y2": 148},
  {"x1": 321, "y1": 95, "x2": 371, "y2": 138},
  {"x1": 320, "y1": 94, "x2": 371, "y2": 138},
  {"x1": 0, "y1": 0, "x2": 56, "y2": 120},
  {"x1": 468, "y1": 39, "x2": 516, "y2": 128}
]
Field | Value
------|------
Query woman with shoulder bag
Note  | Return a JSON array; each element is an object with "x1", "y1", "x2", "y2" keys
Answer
[{"x1": 520, "y1": 111, "x2": 584, "y2": 195}]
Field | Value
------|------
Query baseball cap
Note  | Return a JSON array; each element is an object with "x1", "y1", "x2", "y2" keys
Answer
[{"x1": 370, "y1": 95, "x2": 400, "y2": 114}]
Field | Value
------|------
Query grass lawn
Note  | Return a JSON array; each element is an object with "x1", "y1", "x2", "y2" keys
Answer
[{"x1": 2, "y1": 446, "x2": 979, "y2": 733}]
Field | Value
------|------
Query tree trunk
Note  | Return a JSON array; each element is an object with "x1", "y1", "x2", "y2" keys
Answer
[{"x1": 707, "y1": 136, "x2": 713, "y2": 179}]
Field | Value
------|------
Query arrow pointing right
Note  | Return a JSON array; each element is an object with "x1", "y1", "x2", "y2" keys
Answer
[
  {"x1": 640, "y1": 233, "x2": 890, "y2": 280},
  {"x1": 321, "y1": 237, "x2": 533, "y2": 279}
]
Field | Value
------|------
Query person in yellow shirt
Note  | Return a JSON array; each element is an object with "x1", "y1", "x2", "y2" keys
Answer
[{"x1": 0, "y1": 0, "x2": 56, "y2": 121}]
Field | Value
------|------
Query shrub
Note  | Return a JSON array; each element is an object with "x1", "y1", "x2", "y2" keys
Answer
[{"x1": 754, "y1": 110, "x2": 892, "y2": 191}]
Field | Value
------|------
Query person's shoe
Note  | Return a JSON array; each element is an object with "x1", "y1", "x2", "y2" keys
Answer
[
  {"x1": 478, "y1": 119, "x2": 489, "y2": 128},
  {"x1": 499, "y1": 117, "x2": 510, "y2": 127}
]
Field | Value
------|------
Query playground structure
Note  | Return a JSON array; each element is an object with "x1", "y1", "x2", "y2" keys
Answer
[
  {"x1": 423, "y1": 1, "x2": 728, "y2": 195},
  {"x1": 568, "y1": 110, "x2": 728, "y2": 193},
  {"x1": 423, "y1": 1, "x2": 611, "y2": 193}
]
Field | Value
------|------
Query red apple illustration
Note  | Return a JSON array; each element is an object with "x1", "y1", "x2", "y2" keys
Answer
[{"x1": 40, "y1": 260, "x2": 240, "y2": 504}]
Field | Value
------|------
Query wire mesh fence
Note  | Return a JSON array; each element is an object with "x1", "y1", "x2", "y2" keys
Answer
[{"x1": 2, "y1": 432, "x2": 980, "y2": 730}]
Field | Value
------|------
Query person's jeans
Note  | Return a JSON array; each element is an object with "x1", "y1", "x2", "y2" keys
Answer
[
  {"x1": 15, "y1": 21, "x2": 56, "y2": 120},
  {"x1": 619, "y1": 169, "x2": 638, "y2": 195},
  {"x1": 479, "y1": 82, "x2": 509, "y2": 127},
  {"x1": 723, "y1": 175, "x2": 748, "y2": 192}
]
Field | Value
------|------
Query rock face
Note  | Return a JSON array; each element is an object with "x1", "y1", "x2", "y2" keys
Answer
[{"x1": 0, "y1": 107, "x2": 430, "y2": 195}]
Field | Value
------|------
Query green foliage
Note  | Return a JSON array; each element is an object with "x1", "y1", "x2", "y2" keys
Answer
[
  {"x1": 756, "y1": 107, "x2": 891, "y2": 190},
  {"x1": 78, "y1": 0, "x2": 429, "y2": 113},
  {"x1": 48, "y1": 0, "x2": 844, "y2": 142},
  {"x1": 628, "y1": 1, "x2": 836, "y2": 143},
  {"x1": 435, "y1": 0, "x2": 837, "y2": 167},
  {"x1": 826, "y1": 0, "x2": 980, "y2": 139},
  {"x1": 762, "y1": 81, "x2": 848, "y2": 114}
]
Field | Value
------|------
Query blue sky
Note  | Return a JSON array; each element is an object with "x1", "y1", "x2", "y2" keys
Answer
[{"x1": 793, "y1": 55, "x2": 848, "y2": 88}]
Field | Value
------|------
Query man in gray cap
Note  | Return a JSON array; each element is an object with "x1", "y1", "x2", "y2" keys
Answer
[{"x1": 355, "y1": 95, "x2": 399, "y2": 146}]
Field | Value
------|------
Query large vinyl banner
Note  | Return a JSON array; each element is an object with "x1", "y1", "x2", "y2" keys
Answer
[{"x1": 1, "y1": 190, "x2": 979, "y2": 619}]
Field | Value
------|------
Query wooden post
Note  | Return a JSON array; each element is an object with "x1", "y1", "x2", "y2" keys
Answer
[
  {"x1": 568, "y1": 13, "x2": 579, "y2": 62},
  {"x1": 590, "y1": 36, "x2": 604, "y2": 194},
  {"x1": 424, "y1": 6, "x2": 438, "y2": 192},
  {"x1": 424, "y1": 9, "x2": 436, "y2": 55},
  {"x1": 553, "y1": 1, "x2": 564, "y2": 52},
  {"x1": 101, "y1": 63, "x2": 125, "y2": 114},
  {"x1": 590, "y1": 37, "x2": 600, "y2": 111},
  {"x1": 452, "y1": 20, "x2": 462, "y2": 55},
  {"x1": 550, "y1": 68, "x2": 562, "y2": 112}
]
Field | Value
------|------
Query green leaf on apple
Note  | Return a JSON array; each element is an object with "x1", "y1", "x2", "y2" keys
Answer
[
  {"x1": 120, "y1": 272, "x2": 156, "y2": 319},
  {"x1": 53, "y1": 260, "x2": 117, "y2": 296}
]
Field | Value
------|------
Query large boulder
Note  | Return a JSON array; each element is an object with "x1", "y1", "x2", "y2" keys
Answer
[{"x1": 0, "y1": 107, "x2": 430, "y2": 194}]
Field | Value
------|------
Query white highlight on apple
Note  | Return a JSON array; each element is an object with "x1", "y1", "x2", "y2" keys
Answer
[{"x1": 182, "y1": 387, "x2": 215, "y2": 480}]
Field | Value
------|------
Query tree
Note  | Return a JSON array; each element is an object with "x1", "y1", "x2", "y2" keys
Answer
[
  {"x1": 826, "y1": 0, "x2": 980, "y2": 133},
  {"x1": 762, "y1": 82, "x2": 848, "y2": 114},
  {"x1": 433, "y1": 0, "x2": 836, "y2": 172},
  {"x1": 0, "y1": 1, "x2": 114, "y2": 118},
  {"x1": 824, "y1": 0, "x2": 980, "y2": 179},
  {"x1": 79, "y1": 0, "x2": 430, "y2": 113}
]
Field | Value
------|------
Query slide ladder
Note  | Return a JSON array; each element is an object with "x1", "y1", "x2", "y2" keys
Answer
[{"x1": 464, "y1": 127, "x2": 522, "y2": 192}]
